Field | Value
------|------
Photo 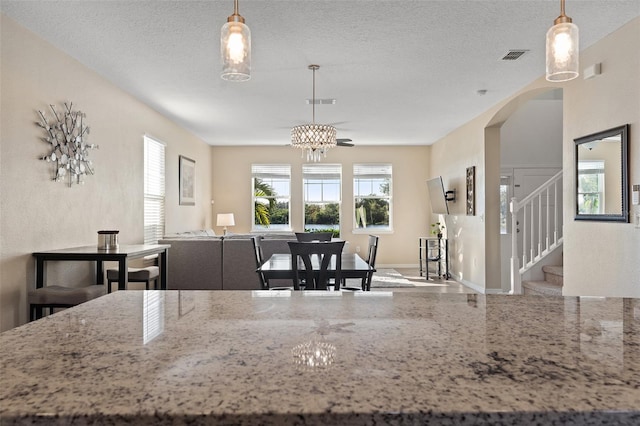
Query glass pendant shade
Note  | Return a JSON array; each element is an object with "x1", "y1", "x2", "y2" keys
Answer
[
  {"x1": 546, "y1": 22, "x2": 579, "y2": 81},
  {"x1": 545, "y1": 0, "x2": 579, "y2": 82},
  {"x1": 220, "y1": 6, "x2": 251, "y2": 81}
]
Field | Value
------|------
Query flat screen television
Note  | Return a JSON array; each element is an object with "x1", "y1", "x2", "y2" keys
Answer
[{"x1": 427, "y1": 176, "x2": 449, "y2": 214}]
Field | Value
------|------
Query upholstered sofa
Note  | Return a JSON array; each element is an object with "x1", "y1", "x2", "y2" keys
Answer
[{"x1": 158, "y1": 230, "x2": 296, "y2": 290}]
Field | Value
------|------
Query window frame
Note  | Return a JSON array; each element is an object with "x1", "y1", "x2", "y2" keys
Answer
[
  {"x1": 251, "y1": 164, "x2": 292, "y2": 232},
  {"x1": 353, "y1": 163, "x2": 393, "y2": 234},
  {"x1": 302, "y1": 164, "x2": 342, "y2": 235}
]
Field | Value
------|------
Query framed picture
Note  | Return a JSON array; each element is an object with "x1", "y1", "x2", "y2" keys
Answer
[
  {"x1": 179, "y1": 155, "x2": 195, "y2": 206},
  {"x1": 466, "y1": 166, "x2": 475, "y2": 216}
]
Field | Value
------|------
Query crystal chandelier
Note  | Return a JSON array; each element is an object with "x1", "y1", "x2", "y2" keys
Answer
[
  {"x1": 291, "y1": 65, "x2": 337, "y2": 162},
  {"x1": 545, "y1": 0, "x2": 579, "y2": 82}
]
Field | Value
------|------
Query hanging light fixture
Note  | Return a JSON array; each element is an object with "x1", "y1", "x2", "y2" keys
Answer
[
  {"x1": 221, "y1": 0, "x2": 251, "y2": 81},
  {"x1": 291, "y1": 65, "x2": 337, "y2": 162},
  {"x1": 545, "y1": 0, "x2": 579, "y2": 82}
]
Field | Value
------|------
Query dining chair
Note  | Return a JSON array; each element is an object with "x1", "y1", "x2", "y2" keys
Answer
[
  {"x1": 295, "y1": 232, "x2": 333, "y2": 242},
  {"x1": 341, "y1": 235, "x2": 379, "y2": 291},
  {"x1": 106, "y1": 266, "x2": 159, "y2": 293},
  {"x1": 252, "y1": 236, "x2": 269, "y2": 290},
  {"x1": 362, "y1": 235, "x2": 379, "y2": 291},
  {"x1": 253, "y1": 236, "x2": 293, "y2": 290},
  {"x1": 288, "y1": 241, "x2": 345, "y2": 290},
  {"x1": 28, "y1": 284, "x2": 105, "y2": 321}
]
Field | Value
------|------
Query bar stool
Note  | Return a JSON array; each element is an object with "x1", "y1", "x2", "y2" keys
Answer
[
  {"x1": 106, "y1": 266, "x2": 159, "y2": 293},
  {"x1": 29, "y1": 285, "x2": 105, "y2": 321}
]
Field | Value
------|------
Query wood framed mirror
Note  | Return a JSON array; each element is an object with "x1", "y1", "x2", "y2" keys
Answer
[{"x1": 574, "y1": 124, "x2": 629, "y2": 222}]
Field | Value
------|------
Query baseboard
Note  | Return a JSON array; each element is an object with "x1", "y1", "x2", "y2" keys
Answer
[
  {"x1": 450, "y1": 273, "x2": 485, "y2": 294},
  {"x1": 378, "y1": 264, "x2": 419, "y2": 269}
]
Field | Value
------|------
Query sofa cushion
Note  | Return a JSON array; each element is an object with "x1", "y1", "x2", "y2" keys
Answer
[
  {"x1": 159, "y1": 238, "x2": 223, "y2": 290},
  {"x1": 164, "y1": 229, "x2": 217, "y2": 238}
]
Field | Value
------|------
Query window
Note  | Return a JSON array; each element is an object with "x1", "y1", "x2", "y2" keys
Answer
[
  {"x1": 144, "y1": 136, "x2": 165, "y2": 245},
  {"x1": 499, "y1": 175, "x2": 512, "y2": 234},
  {"x1": 303, "y1": 164, "x2": 341, "y2": 236},
  {"x1": 577, "y1": 160, "x2": 605, "y2": 214},
  {"x1": 252, "y1": 164, "x2": 291, "y2": 231},
  {"x1": 353, "y1": 164, "x2": 392, "y2": 232}
]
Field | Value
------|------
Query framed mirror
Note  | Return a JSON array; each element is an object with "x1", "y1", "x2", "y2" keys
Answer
[{"x1": 574, "y1": 124, "x2": 629, "y2": 222}]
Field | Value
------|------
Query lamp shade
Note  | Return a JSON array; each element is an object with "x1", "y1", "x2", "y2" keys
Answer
[{"x1": 217, "y1": 213, "x2": 235, "y2": 227}]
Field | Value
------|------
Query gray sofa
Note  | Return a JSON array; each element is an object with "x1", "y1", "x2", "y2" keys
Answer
[{"x1": 159, "y1": 231, "x2": 296, "y2": 290}]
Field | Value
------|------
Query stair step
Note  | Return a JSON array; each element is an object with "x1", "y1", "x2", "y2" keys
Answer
[
  {"x1": 542, "y1": 265, "x2": 563, "y2": 286},
  {"x1": 522, "y1": 280, "x2": 563, "y2": 296}
]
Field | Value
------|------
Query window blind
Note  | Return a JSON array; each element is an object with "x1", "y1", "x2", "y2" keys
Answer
[
  {"x1": 144, "y1": 136, "x2": 165, "y2": 245},
  {"x1": 354, "y1": 163, "x2": 392, "y2": 179}
]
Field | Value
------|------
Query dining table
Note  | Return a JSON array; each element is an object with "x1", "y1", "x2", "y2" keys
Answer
[{"x1": 257, "y1": 252, "x2": 374, "y2": 282}]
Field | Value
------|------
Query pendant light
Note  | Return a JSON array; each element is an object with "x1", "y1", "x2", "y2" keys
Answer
[
  {"x1": 291, "y1": 65, "x2": 337, "y2": 162},
  {"x1": 546, "y1": 0, "x2": 579, "y2": 82},
  {"x1": 221, "y1": 0, "x2": 251, "y2": 81}
]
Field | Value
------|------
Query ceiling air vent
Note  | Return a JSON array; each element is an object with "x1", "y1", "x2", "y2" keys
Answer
[{"x1": 501, "y1": 50, "x2": 529, "y2": 61}]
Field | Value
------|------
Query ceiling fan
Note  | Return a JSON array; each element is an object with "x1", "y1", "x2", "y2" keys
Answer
[{"x1": 337, "y1": 138, "x2": 354, "y2": 147}]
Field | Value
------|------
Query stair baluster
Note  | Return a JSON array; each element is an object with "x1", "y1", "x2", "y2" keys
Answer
[{"x1": 510, "y1": 171, "x2": 563, "y2": 294}]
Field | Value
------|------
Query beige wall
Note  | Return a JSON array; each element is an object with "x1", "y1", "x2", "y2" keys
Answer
[
  {"x1": 562, "y1": 17, "x2": 640, "y2": 297},
  {"x1": 0, "y1": 15, "x2": 213, "y2": 331},
  {"x1": 211, "y1": 146, "x2": 430, "y2": 266},
  {"x1": 430, "y1": 17, "x2": 639, "y2": 295}
]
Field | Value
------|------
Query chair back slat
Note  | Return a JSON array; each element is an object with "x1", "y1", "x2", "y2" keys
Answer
[
  {"x1": 295, "y1": 232, "x2": 333, "y2": 242},
  {"x1": 288, "y1": 241, "x2": 345, "y2": 290}
]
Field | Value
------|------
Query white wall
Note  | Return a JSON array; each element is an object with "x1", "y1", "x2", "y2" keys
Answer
[
  {"x1": 500, "y1": 95, "x2": 563, "y2": 168},
  {"x1": 0, "y1": 15, "x2": 213, "y2": 331}
]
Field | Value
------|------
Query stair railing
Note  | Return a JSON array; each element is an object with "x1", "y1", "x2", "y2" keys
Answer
[{"x1": 510, "y1": 171, "x2": 563, "y2": 294}]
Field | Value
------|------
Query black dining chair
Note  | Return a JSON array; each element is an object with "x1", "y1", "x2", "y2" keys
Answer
[
  {"x1": 341, "y1": 235, "x2": 379, "y2": 291},
  {"x1": 295, "y1": 232, "x2": 333, "y2": 242},
  {"x1": 253, "y1": 236, "x2": 293, "y2": 290},
  {"x1": 362, "y1": 235, "x2": 379, "y2": 291},
  {"x1": 288, "y1": 241, "x2": 345, "y2": 290},
  {"x1": 252, "y1": 236, "x2": 269, "y2": 290}
]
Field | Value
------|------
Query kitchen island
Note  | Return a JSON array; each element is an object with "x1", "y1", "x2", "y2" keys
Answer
[{"x1": 1, "y1": 290, "x2": 639, "y2": 425}]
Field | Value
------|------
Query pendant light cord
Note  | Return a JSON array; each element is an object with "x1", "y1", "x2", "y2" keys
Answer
[{"x1": 312, "y1": 66, "x2": 316, "y2": 124}]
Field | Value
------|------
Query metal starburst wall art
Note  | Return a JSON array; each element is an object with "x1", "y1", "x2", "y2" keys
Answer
[{"x1": 37, "y1": 102, "x2": 98, "y2": 186}]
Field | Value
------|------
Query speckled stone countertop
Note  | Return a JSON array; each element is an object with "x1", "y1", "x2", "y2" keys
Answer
[{"x1": 2, "y1": 291, "x2": 640, "y2": 425}]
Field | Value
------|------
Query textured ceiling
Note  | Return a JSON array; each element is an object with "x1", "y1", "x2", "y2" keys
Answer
[{"x1": 2, "y1": 1, "x2": 639, "y2": 146}]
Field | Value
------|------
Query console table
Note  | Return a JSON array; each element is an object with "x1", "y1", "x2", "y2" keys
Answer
[
  {"x1": 32, "y1": 244, "x2": 170, "y2": 291},
  {"x1": 419, "y1": 237, "x2": 449, "y2": 279}
]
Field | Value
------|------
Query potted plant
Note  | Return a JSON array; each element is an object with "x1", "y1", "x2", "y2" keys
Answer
[{"x1": 431, "y1": 222, "x2": 445, "y2": 239}]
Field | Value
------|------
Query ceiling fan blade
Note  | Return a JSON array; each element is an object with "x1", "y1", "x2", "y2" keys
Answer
[{"x1": 337, "y1": 138, "x2": 354, "y2": 147}]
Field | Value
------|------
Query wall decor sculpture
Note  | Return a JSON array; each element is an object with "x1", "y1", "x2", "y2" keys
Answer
[
  {"x1": 466, "y1": 166, "x2": 475, "y2": 216},
  {"x1": 37, "y1": 102, "x2": 97, "y2": 186}
]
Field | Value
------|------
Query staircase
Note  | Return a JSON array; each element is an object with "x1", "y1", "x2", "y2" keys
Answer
[
  {"x1": 522, "y1": 265, "x2": 563, "y2": 296},
  {"x1": 510, "y1": 171, "x2": 563, "y2": 294}
]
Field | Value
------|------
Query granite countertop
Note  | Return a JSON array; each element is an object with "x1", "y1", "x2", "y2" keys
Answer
[{"x1": 1, "y1": 291, "x2": 639, "y2": 425}]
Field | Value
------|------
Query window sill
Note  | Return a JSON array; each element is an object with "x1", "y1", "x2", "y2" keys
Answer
[{"x1": 351, "y1": 228, "x2": 393, "y2": 235}]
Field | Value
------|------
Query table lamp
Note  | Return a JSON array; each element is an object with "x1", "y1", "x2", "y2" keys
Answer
[{"x1": 217, "y1": 213, "x2": 235, "y2": 235}]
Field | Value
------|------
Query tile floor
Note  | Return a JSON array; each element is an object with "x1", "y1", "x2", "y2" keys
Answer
[{"x1": 371, "y1": 268, "x2": 477, "y2": 294}]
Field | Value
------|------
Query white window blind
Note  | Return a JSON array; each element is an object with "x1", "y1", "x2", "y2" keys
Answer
[{"x1": 144, "y1": 136, "x2": 165, "y2": 245}]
